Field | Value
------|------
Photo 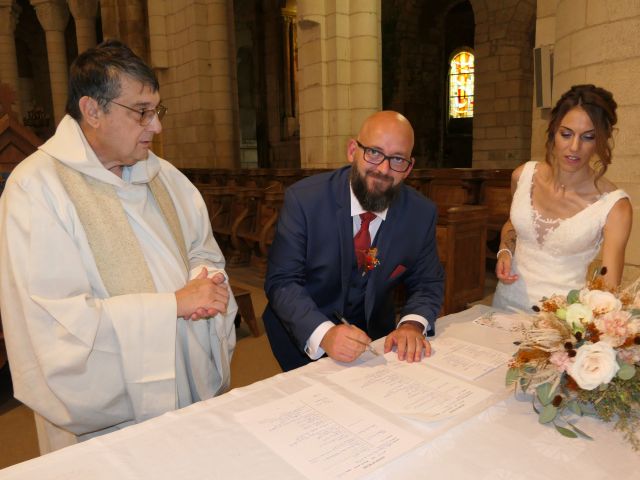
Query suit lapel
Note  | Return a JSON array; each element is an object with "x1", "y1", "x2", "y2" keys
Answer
[{"x1": 335, "y1": 169, "x2": 354, "y2": 310}]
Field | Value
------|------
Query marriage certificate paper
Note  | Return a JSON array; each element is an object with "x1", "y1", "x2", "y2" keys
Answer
[
  {"x1": 328, "y1": 339, "x2": 502, "y2": 422},
  {"x1": 236, "y1": 384, "x2": 424, "y2": 479}
]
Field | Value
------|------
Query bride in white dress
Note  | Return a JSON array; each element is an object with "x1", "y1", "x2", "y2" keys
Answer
[{"x1": 492, "y1": 85, "x2": 633, "y2": 312}]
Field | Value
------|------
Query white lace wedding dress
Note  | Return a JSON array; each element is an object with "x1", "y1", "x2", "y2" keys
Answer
[{"x1": 492, "y1": 161, "x2": 629, "y2": 312}]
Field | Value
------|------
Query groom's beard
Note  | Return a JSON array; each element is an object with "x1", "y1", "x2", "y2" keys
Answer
[{"x1": 350, "y1": 166, "x2": 401, "y2": 212}]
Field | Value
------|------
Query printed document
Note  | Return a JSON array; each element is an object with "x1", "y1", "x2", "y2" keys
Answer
[
  {"x1": 426, "y1": 336, "x2": 511, "y2": 381},
  {"x1": 236, "y1": 384, "x2": 424, "y2": 479},
  {"x1": 328, "y1": 352, "x2": 494, "y2": 422}
]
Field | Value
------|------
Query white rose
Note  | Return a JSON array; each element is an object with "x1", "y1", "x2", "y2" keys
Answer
[
  {"x1": 580, "y1": 290, "x2": 621, "y2": 315},
  {"x1": 565, "y1": 303, "x2": 593, "y2": 332},
  {"x1": 567, "y1": 342, "x2": 620, "y2": 390}
]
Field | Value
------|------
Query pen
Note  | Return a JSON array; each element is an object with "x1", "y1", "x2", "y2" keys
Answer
[{"x1": 333, "y1": 311, "x2": 380, "y2": 356}]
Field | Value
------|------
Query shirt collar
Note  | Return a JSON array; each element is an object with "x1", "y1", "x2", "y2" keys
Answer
[{"x1": 349, "y1": 183, "x2": 388, "y2": 220}]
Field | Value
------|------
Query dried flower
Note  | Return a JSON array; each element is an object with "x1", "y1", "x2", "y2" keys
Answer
[
  {"x1": 360, "y1": 247, "x2": 380, "y2": 276},
  {"x1": 506, "y1": 281, "x2": 640, "y2": 450}
]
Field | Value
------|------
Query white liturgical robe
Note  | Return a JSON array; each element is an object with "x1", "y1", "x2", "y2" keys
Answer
[{"x1": 0, "y1": 115, "x2": 237, "y2": 450}]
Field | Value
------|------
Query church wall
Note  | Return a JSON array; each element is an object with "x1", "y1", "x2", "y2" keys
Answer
[
  {"x1": 533, "y1": 0, "x2": 640, "y2": 281},
  {"x1": 529, "y1": 0, "x2": 556, "y2": 165},
  {"x1": 296, "y1": 0, "x2": 380, "y2": 169},
  {"x1": 381, "y1": 0, "x2": 447, "y2": 168},
  {"x1": 471, "y1": 0, "x2": 535, "y2": 170},
  {"x1": 154, "y1": 0, "x2": 240, "y2": 169},
  {"x1": 257, "y1": 0, "x2": 300, "y2": 168}
]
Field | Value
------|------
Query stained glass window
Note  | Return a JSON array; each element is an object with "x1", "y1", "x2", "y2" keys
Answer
[{"x1": 449, "y1": 50, "x2": 474, "y2": 118}]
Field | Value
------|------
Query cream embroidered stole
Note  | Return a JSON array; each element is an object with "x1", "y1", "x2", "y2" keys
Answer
[{"x1": 53, "y1": 160, "x2": 189, "y2": 296}]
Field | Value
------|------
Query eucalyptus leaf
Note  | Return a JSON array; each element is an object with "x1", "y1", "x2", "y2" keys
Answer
[
  {"x1": 538, "y1": 404, "x2": 558, "y2": 424},
  {"x1": 532, "y1": 397, "x2": 540, "y2": 414},
  {"x1": 567, "y1": 289, "x2": 580, "y2": 304},
  {"x1": 555, "y1": 425, "x2": 578, "y2": 438},
  {"x1": 567, "y1": 400, "x2": 582, "y2": 416},
  {"x1": 567, "y1": 421, "x2": 594, "y2": 440},
  {"x1": 617, "y1": 363, "x2": 636, "y2": 381},
  {"x1": 536, "y1": 382, "x2": 554, "y2": 406},
  {"x1": 505, "y1": 367, "x2": 520, "y2": 386},
  {"x1": 630, "y1": 308, "x2": 640, "y2": 317}
]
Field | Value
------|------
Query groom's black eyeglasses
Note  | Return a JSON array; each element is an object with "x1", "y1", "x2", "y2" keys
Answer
[{"x1": 355, "y1": 141, "x2": 413, "y2": 172}]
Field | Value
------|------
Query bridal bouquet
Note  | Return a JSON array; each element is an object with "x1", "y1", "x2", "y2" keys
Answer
[{"x1": 506, "y1": 275, "x2": 640, "y2": 450}]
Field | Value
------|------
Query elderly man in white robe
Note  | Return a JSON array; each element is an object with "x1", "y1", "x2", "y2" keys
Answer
[{"x1": 0, "y1": 40, "x2": 237, "y2": 453}]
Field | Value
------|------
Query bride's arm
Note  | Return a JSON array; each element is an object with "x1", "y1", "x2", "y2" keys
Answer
[
  {"x1": 496, "y1": 165, "x2": 524, "y2": 285},
  {"x1": 496, "y1": 219, "x2": 518, "y2": 284},
  {"x1": 601, "y1": 197, "x2": 633, "y2": 287}
]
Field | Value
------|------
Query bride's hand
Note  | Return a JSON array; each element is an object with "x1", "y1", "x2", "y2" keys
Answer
[{"x1": 496, "y1": 252, "x2": 518, "y2": 284}]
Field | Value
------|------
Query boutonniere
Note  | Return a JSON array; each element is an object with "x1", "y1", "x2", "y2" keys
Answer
[{"x1": 362, "y1": 247, "x2": 381, "y2": 276}]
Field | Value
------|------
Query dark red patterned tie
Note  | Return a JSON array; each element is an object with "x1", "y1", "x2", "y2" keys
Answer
[{"x1": 354, "y1": 212, "x2": 376, "y2": 269}]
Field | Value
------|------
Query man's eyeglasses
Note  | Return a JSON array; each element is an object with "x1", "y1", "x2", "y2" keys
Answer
[
  {"x1": 110, "y1": 101, "x2": 168, "y2": 126},
  {"x1": 355, "y1": 140, "x2": 413, "y2": 173}
]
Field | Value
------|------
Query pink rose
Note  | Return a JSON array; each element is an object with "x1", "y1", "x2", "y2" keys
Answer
[
  {"x1": 549, "y1": 350, "x2": 573, "y2": 372},
  {"x1": 594, "y1": 311, "x2": 639, "y2": 347}
]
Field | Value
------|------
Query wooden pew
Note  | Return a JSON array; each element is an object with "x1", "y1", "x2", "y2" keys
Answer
[
  {"x1": 251, "y1": 189, "x2": 285, "y2": 273},
  {"x1": 201, "y1": 185, "x2": 235, "y2": 251},
  {"x1": 424, "y1": 168, "x2": 483, "y2": 206},
  {"x1": 228, "y1": 187, "x2": 263, "y2": 265},
  {"x1": 436, "y1": 205, "x2": 488, "y2": 314},
  {"x1": 478, "y1": 169, "x2": 512, "y2": 259},
  {"x1": 187, "y1": 167, "x2": 505, "y2": 315}
]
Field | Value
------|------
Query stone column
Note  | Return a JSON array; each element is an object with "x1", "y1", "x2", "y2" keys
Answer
[
  {"x1": 551, "y1": 0, "x2": 640, "y2": 279},
  {"x1": 67, "y1": 0, "x2": 98, "y2": 54},
  {"x1": 115, "y1": 0, "x2": 147, "y2": 60},
  {"x1": 281, "y1": 7, "x2": 298, "y2": 136},
  {"x1": 209, "y1": 0, "x2": 240, "y2": 168},
  {"x1": 31, "y1": 0, "x2": 69, "y2": 125},
  {"x1": 296, "y1": 0, "x2": 381, "y2": 168},
  {"x1": 0, "y1": 0, "x2": 22, "y2": 119}
]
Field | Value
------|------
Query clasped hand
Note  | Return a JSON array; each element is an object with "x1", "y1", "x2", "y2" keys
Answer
[
  {"x1": 175, "y1": 267, "x2": 229, "y2": 320},
  {"x1": 320, "y1": 321, "x2": 430, "y2": 363}
]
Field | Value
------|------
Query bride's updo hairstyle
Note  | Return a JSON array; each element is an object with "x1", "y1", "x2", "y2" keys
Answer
[{"x1": 545, "y1": 84, "x2": 617, "y2": 183}]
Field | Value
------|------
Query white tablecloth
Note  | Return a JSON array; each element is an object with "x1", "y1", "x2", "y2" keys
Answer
[{"x1": 1, "y1": 305, "x2": 638, "y2": 479}]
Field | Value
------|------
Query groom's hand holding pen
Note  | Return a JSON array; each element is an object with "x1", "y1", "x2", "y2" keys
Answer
[
  {"x1": 333, "y1": 312, "x2": 380, "y2": 356},
  {"x1": 318, "y1": 312, "x2": 377, "y2": 363}
]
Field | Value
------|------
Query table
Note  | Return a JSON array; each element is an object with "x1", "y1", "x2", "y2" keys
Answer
[{"x1": 1, "y1": 306, "x2": 638, "y2": 479}]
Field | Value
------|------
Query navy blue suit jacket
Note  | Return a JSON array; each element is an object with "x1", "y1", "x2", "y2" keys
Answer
[{"x1": 263, "y1": 166, "x2": 444, "y2": 370}]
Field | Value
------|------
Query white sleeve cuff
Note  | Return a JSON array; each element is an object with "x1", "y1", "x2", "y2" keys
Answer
[
  {"x1": 189, "y1": 264, "x2": 227, "y2": 281},
  {"x1": 304, "y1": 321, "x2": 335, "y2": 360},
  {"x1": 398, "y1": 314, "x2": 430, "y2": 335}
]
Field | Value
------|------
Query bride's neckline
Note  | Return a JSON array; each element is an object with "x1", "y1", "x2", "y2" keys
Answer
[{"x1": 530, "y1": 163, "x2": 609, "y2": 222}]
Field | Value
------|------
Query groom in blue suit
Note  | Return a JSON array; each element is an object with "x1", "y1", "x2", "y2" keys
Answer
[{"x1": 263, "y1": 111, "x2": 444, "y2": 371}]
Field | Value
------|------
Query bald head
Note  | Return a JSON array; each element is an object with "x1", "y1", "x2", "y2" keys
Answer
[
  {"x1": 348, "y1": 111, "x2": 415, "y2": 212},
  {"x1": 357, "y1": 111, "x2": 415, "y2": 155}
]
